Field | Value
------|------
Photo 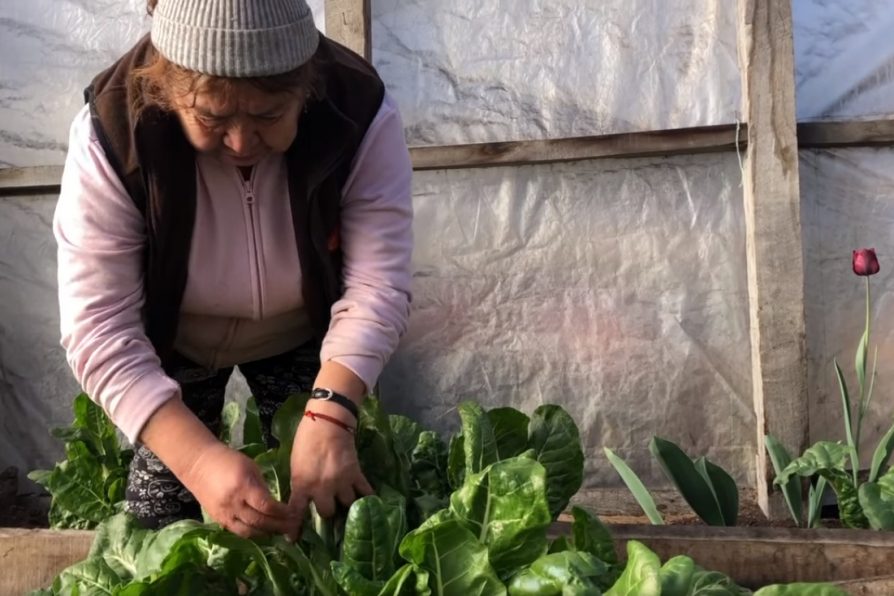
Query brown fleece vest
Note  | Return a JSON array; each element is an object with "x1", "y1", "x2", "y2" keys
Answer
[{"x1": 85, "y1": 35, "x2": 385, "y2": 366}]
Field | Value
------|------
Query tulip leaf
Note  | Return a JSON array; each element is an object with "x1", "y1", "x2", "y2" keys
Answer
[
  {"x1": 807, "y1": 476, "x2": 828, "y2": 529},
  {"x1": 765, "y1": 434, "x2": 803, "y2": 526},
  {"x1": 858, "y1": 467, "x2": 894, "y2": 530},
  {"x1": 833, "y1": 360, "x2": 860, "y2": 483},
  {"x1": 604, "y1": 447, "x2": 664, "y2": 525},
  {"x1": 869, "y1": 418, "x2": 894, "y2": 483},
  {"x1": 701, "y1": 458, "x2": 739, "y2": 526},
  {"x1": 650, "y1": 437, "x2": 725, "y2": 526}
]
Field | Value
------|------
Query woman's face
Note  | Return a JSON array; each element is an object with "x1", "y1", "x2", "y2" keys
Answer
[{"x1": 173, "y1": 83, "x2": 303, "y2": 167}]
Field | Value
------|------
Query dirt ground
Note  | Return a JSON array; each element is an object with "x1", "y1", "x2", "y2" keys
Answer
[{"x1": 0, "y1": 466, "x2": 50, "y2": 528}]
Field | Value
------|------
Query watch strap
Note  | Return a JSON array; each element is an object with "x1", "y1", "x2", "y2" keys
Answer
[{"x1": 310, "y1": 387, "x2": 359, "y2": 419}]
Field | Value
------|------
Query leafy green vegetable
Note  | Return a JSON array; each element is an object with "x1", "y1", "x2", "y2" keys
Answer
[
  {"x1": 528, "y1": 405, "x2": 584, "y2": 519},
  {"x1": 605, "y1": 540, "x2": 661, "y2": 596},
  {"x1": 28, "y1": 393, "x2": 133, "y2": 529},
  {"x1": 507, "y1": 550, "x2": 607, "y2": 595},
  {"x1": 449, "y1": 457, "x2": 551, "y2": 579},
  {"x1": 857, "y1": 466, "x2": 894, "y2": 530},
  {"x1": 399, "y1": 518, "x2": 507, "y2": 595},
  {"x1": 488, "y1": 407, "x2": 530, "y2": 461}
]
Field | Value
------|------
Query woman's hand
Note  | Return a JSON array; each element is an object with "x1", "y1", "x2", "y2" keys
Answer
[
  {"x1": 288, "y1": 400, "x2": 373, "y2": 527},
  {"x1": 181, "y1": 442, "x2": 300, "y2": 539},
  {"x1": 140, "y1": 399, "x2": 299, "y2": 540}
]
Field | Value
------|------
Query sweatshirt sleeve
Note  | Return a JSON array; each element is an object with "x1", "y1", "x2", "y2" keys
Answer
[
  {"x1": 321, "y1": 93, "x2": 414, "y2": 391},
  {"x1": 54, "y1": 105, "x2": 180, "y2": 443}
]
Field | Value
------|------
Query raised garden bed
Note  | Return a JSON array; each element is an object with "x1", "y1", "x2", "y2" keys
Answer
[{"x1": 5, "y1": 524, "x2": 894, "y2": 594}]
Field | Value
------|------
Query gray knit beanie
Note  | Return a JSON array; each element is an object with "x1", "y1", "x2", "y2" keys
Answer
[{"x1": 150, "y1": 0, "x2": 319, "y2": 77}]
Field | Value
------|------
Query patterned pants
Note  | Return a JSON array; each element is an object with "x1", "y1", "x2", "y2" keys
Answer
[{"x1": 124, "y1": 341, "x2": 320, "y2": 529}]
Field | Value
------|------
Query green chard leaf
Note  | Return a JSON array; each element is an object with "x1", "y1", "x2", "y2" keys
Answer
[
  {"x1": 605, "y1": 540, "x2": 661, "y2": 596},
  {"x1": 569, "y1": 505, "x2": 618, "y2": 567},
  {"x1": 449, "y1": 457, "x2": 551, "y2": 579},
  {"x1": 399, "y1": 518, "x2": 506, "y2": 596},
  {"x1": 458, "y1": 401, "x2": 500, "y2": 475},
  {"x1": 528, "y1": 405, "x2": 584, "y2": 519},
  {"x1": 507, "y1": 550, "x2": 608, "y2": 595},
  {"x1": 341, "y1": 495, "x2": 407, "y2": 583},
  {"x1": 487, "y1": 407, "x2": 530, "y2": 460}
]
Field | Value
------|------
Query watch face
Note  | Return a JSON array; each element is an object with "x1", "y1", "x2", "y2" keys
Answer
[{"x1": 312, "y1": 388, "x2": 333, "y2": 399}]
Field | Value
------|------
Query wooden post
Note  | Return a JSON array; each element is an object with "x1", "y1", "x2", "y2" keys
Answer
[
  {"x1": 325, "y1": 0, "x2": 372, "y2": 61},
  {"x1": 737, "y1": 0, "x2": 808, "y2": 517}
]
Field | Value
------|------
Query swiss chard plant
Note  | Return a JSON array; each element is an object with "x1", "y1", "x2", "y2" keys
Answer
[
  {"x1": 28, "y1": 393, "x2": 133, "y2": 529},
  {"x1": 33, "y1": 395, "x2": 844, "y2": 594},
  {"x1": 771, "y1": 248, "x2": 894, "y2": 530},
  {"x1": 604, "y1": 436, "x2": 739, "y2": 526}
]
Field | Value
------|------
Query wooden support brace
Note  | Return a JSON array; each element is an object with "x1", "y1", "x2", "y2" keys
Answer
[
  {"x1": 324, "y1": 0, "x2": 372, "y2": 61},
  {"x1": 737, "y1": 0, "x2": 808, "y2": 518}
]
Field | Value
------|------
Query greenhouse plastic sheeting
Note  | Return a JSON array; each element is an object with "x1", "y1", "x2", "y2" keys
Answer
[
  {"x1": 0, "y1": 196, "x2": 80, "y2": 479},
  {"x1": 373, "y1": 0, "x2": 741, "y2": 146},
  {"x1": 802, "y1": 148, "x2": 894, "y2": 457},
  {"x1": 794, "y1": 0, "x2": 894, "y2": 121},
  {"x1": 380, "y1": 153, "x2": 754, "y2": 486},
  {"x1": 0, "y1": 0, "x2": 325, "y2": 167}
]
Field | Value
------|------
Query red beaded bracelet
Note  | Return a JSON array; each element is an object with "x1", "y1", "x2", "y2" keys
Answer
[{"x1": 304, "y1": 410, "x2": 356, "y2": 434}]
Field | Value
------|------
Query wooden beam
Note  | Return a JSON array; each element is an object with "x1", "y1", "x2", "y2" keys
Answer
[
  {"x1": 410, "y1": 124, "x2": 747, "y2": 170},
  {"x1": 324, "y1": 0, "x2": 371, "y2": 61},
  {"x1": 738, "y1": 0, "x2": 807, "y2": 518},
  {"x1": 0, "y1": 165, "x2": 64, "y2": 196},
  {"x1": 798, "y1": 119, "x2": 894, "y2": 148},
  {"x1": 4, "y1": 119, "x2": 894, "y2": 196}
]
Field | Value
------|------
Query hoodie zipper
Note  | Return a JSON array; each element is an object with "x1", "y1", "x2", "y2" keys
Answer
[{"x1": 237, "y1": 167, "x2": 264, "y2": 320}]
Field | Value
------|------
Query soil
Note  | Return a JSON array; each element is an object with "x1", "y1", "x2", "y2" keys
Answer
[{"x1": 0, "y1": 466, "x2": 50, "y2": 529}]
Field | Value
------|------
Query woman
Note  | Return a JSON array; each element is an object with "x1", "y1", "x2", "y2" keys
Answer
[{"x1": 54, "y1": 0, "x2": 413, "y2": 541}]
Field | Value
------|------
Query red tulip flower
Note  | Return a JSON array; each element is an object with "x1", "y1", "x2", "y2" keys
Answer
[{"x1": 853, "y1": 248, "x2": 880, "y2": 276}]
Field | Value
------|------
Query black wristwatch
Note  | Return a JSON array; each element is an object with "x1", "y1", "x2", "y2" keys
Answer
[{"x1": 310, "y1": 387, "x2": 359, "y2": 420}]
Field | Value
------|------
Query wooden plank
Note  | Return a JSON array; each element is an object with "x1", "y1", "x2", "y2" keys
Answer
[
  {"x1": 6, "y1": 118, "x2": 894, "y2": 196},
  {"x1": 324, "y1": 0, "x2": 372, "y2": 61},
  {"x1": 410, "y1": 124, "x2": 747, "y2": 170},
  {"x1": 0, "y1": 528, "x2": 94, "y2": 594},
  {"x1": 798, "y1": 119, "x2": 894, "y2": 149},
  {"x1": 737, "y1": 0, "x2": 808, "y2": 518}
]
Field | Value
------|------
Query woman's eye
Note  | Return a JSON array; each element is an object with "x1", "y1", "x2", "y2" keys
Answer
[
  {"x1": 197, "y1": 115, "x2": 224, "y2": 128},
  {"x1": 258, "y1": 113, "x2": 282, "y2": 122}
]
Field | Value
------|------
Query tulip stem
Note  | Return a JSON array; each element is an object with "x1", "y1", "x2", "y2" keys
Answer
[{"x1": 855, "y1": 276, "x2": 872, "y2": 477}]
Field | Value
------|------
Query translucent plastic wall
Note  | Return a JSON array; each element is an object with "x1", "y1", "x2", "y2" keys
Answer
[
  {"x1": 795, "y1": 1, "x2": 894, "y2": 454},
  {"x1": 374, "y1": 0, "x2": 742, "y2": 145},
  {"x1": 1, "y1": 0, "x2": 751, "y2": 489},
  {"x1": 373, "y1": 0, "x2": 751, "y2": 486}
]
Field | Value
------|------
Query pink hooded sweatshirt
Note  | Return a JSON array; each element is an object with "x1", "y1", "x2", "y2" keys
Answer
[{"x1": 55, "y1": 93, "x2": 413, "y2": 443}]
